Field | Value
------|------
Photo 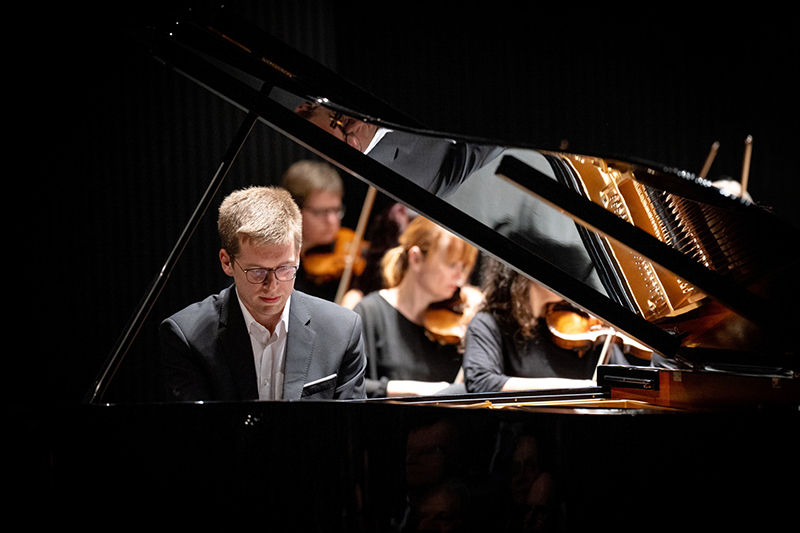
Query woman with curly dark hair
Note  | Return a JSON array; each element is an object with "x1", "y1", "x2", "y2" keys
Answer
[{"x1": 463, "y1": 257, "x2": 612, "y2": 393}]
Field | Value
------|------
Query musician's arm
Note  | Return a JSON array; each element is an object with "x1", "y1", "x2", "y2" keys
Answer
[
  {"x1": 462, "y1": 312, "x2": 513, "y2": 393},
  {"x1": 385, "y1": 379, "x2": 450, "y2": 397},
  {"x1": 464, "y1": 313, "x2": 595, "y2": 393},
  {"x1": 502, "y1": 376, "x2": 595, "y2": 391},
  {"x1": 159, "y1": 318, "x2": 213, "y2": 401}
]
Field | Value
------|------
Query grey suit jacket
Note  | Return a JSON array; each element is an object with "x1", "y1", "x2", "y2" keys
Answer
[{"x1": 160, "y1": 285, "x2": 366, "y2": 401}]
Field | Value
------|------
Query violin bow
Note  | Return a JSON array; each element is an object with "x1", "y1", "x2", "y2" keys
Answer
[
  {"x1": 335, "y1": 185, "x2": 377, "y2": 305},
  {"x1": 741, "y1": 135, "x2": 753, "y2": 196},
  {"x1": 591, "y1": 333, "x2": 616, "y2": 383},
  {"x1": 699, "y1": 141, "x2": 719, "y2": 179}
]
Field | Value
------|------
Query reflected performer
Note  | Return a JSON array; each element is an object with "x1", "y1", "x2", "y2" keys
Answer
[
  {"x1": 295, "y1": 101, "x2": 503, "y2": 197},
  {"x1": 406, "y1": 479, "x2": 471, "y2": 533},
  {"x1": 295, "y1": 100, "x2": 382, "y2": 153},
  {"x1": 159, "y1": 186, "x2": 366, "y2": 401},
  {"x1": 505, "y1": 432, "x2": 554, "y2": 533},
  {"x1": 294, "y1": 100, "x2": 603, "y2": 299},
  {"x1": 401, "y1": 419, "x2": 471, "y2": 533},
  {"x1": 281, "y1": 159, "x2": 364, "y2": 301},
  {"x1": 405, "y1": 419, "x2": 463, "y2": 500},
  {"x1": 354, "y1": 217, "x2": 479, "y2": 397},
  {"x1": 463, "y1": 257, "x2": 638, "y2": 393}
]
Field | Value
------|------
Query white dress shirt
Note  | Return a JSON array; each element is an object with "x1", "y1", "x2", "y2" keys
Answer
[
  {"x1": 364, "y1": 127, "x2": 390, "y2": 154},
  {"x1": 236, "y1": 291, "x2": 291, "y2": 400}
]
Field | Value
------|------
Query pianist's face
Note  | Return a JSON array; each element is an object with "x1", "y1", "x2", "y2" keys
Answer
[
  {"x1": 220, "y1": 237, "x2": 299, "y2": 332},
  {"x1": 294, "y1": 102, "x2": 347, "y2": 142}
]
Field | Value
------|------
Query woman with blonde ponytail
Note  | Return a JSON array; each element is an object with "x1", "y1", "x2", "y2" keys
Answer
[{"x1": 353, "y1": 217, "x2": 479, "y2": 398}]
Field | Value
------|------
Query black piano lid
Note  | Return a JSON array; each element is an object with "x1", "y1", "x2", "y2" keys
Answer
[{"x1": 90, "y1": 6, "x2": 797, "y2": 403}]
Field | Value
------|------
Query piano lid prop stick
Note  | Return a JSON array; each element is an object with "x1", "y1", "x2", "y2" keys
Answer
[
  {"x1": 699, "y1": 141, "x2": 719, "y2": 179},
  {"x1": 741, "y1": 135, "x2": 753, "y2": 195}
]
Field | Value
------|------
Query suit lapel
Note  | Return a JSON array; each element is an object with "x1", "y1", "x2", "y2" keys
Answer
[
  {"x1": 219, "y1": 287, "x2": 259, "y2": 401},
  {"x1": 283, "y1": 291, "x2": 315, "y2": 400}
]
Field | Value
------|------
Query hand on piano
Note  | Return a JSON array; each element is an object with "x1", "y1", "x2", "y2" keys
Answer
[
  {"x1": 386, "y1": 379, "x2": 451, "y2": 397},
  {"x1": 712, "y1": 178, "x2": 753, "y2": 202}
]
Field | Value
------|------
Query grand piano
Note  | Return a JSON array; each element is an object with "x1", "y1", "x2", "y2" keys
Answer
[{"x1": 51, "y1": 6, "x2": 798, "y2": 531}]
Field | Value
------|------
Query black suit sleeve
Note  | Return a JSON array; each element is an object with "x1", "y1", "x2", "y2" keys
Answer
[
  {"x1": 462, "y1": 312, "x2": 511, "y2": 393},
  {"x1": 160, "y1": 318, "x2": 214, "y2": 401}
]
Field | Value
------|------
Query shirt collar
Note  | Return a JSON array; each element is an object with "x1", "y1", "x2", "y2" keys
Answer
[
  {"x1": 235, "y1": 288, "x2": 291, "y2": 344},
  {"x1": 364, "y1": 127, "x2": 390, "y2": 154}
]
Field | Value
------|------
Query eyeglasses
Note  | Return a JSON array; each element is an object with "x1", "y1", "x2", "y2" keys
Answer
[
  {"x1": 235, "y1": 259, "x2": 298, "y2": 283},
  {"x1": 296, "y1": 101, "x2": 364, "y2": 151},
  {"x1": 330, "y1": 111, "x2": 364, "y2": 151},
  {"x1": 329, "y1": 110, "x2": 346, "y2": 132},
  {"x1": 303, "y1": 205, "x2": 345, "y2": 219}
]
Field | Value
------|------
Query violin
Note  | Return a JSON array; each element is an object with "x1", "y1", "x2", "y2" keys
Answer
[
  {"x1": 302, "y1": 227, "x2": 369, "y2": 285},
  {"x1": 423, "y1": 285, "x2": 483, "y2": 346},
  {"x1": 544, "y1": 301, "x2": 652, "y2": 361}
]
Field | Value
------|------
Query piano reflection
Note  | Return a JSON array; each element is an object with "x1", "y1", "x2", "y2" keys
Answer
[{"x1": 54, "y1": 6, "x2": 798, "y2": 532}]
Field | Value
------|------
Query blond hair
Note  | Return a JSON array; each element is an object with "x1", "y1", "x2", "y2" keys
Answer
[
  {"x1": 218, "y1": 186, "x2": 302, "y2": 257},
  {"x1": 280, "y1": 160, "x2": 343, "y2": 208},
  {"x1": 382, "y1": 216, "x2": 478, "y2": 287}
]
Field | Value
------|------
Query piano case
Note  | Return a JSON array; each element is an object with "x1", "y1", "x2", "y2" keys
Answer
[{"x1": 48, "y1": 6, "x2": 799, "y2": 531}]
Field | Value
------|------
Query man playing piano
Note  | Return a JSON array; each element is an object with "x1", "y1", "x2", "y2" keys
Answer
[{"x1": 159, "y1": 186, "x2": 367, "y2": 401}]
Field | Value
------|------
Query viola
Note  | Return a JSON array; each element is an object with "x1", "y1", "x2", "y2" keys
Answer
[
  {"x1": 423, "y1": 285, "x2": 483, "y2": 346},
  {"x1": 544, "y1": 301, "x2": 652, "y2": 361},
  {"x1": 302, "y1": 227, "x2": 369, "y2": 285}
]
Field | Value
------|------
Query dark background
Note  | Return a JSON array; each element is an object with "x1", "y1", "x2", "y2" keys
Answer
[{"x1": 22, "y1": 1, "x2": 797, "y2": 410}]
